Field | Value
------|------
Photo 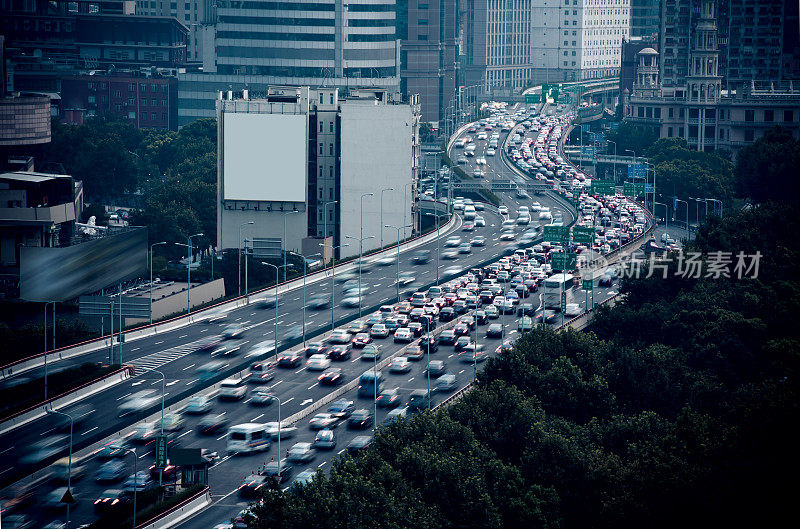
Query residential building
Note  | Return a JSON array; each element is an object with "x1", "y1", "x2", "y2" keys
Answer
[
  {"x1": 399, "y1": 0, "x2": 458, "y2": 124},
  {"x1": 619, "y1": 36, "x2": 657, "y2": 93},
  {"x1": 216, "y1": 86, "x2": 420, "y2": 260},
  {"x1": 629, "y1": 0, "x2": 659, "y2": 38},
  {"x1": 178, "y1": 0, "x2": 401, "y2": 127}
]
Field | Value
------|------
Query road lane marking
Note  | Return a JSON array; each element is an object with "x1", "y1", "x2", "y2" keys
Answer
[
  {"x1": 283, "y1": 397, "x2": 295, "y2": 405},
  {"x1": 216, "y1": 433, "x2": 228, "y2": 441},
  {"x1": 116, "y1": 392, "x2": 132, "y2": 401},
  {"x1": 251, "y1": 414, "x2": 264, "y2": 422},
  {"x1": 81, "y1": 427, "x2": 98, "y2": 436}
]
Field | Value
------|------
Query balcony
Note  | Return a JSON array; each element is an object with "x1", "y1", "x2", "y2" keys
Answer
[{"x1": 0, "y1": 202, "x2": 76, "y2": 225}]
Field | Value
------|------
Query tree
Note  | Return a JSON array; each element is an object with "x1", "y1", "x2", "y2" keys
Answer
[
  {"x1": 735, "y1": 125, "x2": 800, "y2": 204},
  {"x1": 604, "y1": 121, "x2": 658, "y2": 157}
]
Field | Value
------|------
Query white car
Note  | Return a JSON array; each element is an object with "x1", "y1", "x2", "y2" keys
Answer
[
  {"x1": 564, "y1": 303, "x2": 583, "y2": 317},
  {"x1": 499, "y1": 232, "x2": 516, "y2": 241},
  {"x1": 222, "y1": 323, "x2": 245, "y2": 339},
  {"x1": 388, "y1": 357, "x2": 412, "y2": 373},
  {"x1": 329, "y1": 329, "x2": 351, "y2": 344},
  {"x1": 498, "y1": 205, "x2": 509, "y2": 215},
  {"x1": 486, "y1": 148, "x2": 496, "y2": 156},
  {"x1": 475, "y1": 216, "x2": 485, "y2": 227},
  {"x1": 306, "y1": 354, "x2": 331, "y2": 371},
  {"x1": 445, "y1": 236, "x2": 462, "y2": 247}
]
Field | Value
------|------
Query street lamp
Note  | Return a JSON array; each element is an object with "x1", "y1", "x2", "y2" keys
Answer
[
  {"x1": 385, "y1": 224, "x2": 412, "y2": 303},
  {"x1": 674, "y1": 198, "x2": 689, "y2": 232},
  {"x1": 137, "y1": 367, "x2": 166, "y2": 485},
  {"x1": 707, "y1": 198, "x2": 723, "y2": 217},
  {"x1": 379, "y1": 187, "x2": 394, "y2": 248},
  {"x1": 625, "y1": 149, "x2": 636, "y2": 173},
  {"x1": 320, "y1": 242, "x2": 349, "y2": 332},
  {"x1": 260, "y1": 262, "x2": 292, "y2": 352},
  {"x1": 176, "y1": 233, "x2": 203, "y2": 315},
  {"x1": 607, "y1": 140, "x2": 617, "y2": 182},
  {"x1": 149, "y1": 242, "x2": 167, "y2": 324},
  {"x1": 322, "y1": 201, "x2": 337, "y2": 242},
  {"x1": 124, "y1": 447, "x2": 138, "y2": 529},
  {"x1": 266, "y1": 394, "x2": 283, "y2": 471},
  {"x1": 403, "y1": 182, "x2": 414, "y2": 239},
  {"x1": 424, "y1": 318, "x2": 432, "y2": 410},
  {"x1": 359, "y1": 192, "x2": 373, "y2": 258},
  {"x1": 43, "y1": 301, "x2": 55, "y2": 399},
  {"x1": 654, "y1": 202, "x2": 669, "y2": 235},
  {"x1": 238, "y1": 222, "x2": 254, "y2": 298},
  {"x1": 46, "y1": 409, "x2": 73, "y2": 528},
  {"x1": 289, "y1": 251, "x2": 322, "y2": 347},
  {"x1": 283, "y1": 210, "x2": 299, "y2": 284},
  {"x1": 345, "y1": 235, "x2": 375, "y2": 318}
]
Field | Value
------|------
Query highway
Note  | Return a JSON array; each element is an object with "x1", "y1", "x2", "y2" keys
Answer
[{"x1": 2, "y1": 102, "x2": 631, "y2": 528}]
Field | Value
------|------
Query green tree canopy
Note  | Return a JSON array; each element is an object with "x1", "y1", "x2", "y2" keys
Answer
[{"x1": 735, "y1": 126, "x2": 800, "y2": 204}]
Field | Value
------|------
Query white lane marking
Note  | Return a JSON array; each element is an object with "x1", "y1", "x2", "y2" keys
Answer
[
  {"x1": 216, "y1": 433, "x2": 228, "y2": 441},
  {"x1": 166, "y1": 380, "x2": 179, "y2": 386},
  {"x1": 178, "y1": 334, "x2": 188, "y2": 339},
  {"x1": 154, "y1": 340, "x2": 164, "y2": 345},
  {"x1": 307, "y1": 383, "x2": 317, "y2": 390},
  {"x1": 251, "y1": 414, "x2": 264, "y2": 422},
  {"x1": 116, "y1": 392, "x2": 132, "y2": 401},
  {"x1": 407, "y1": 377, "x2": 415, "y2": 382},
  {"x1": 81, "y1": 426, "x2": 99, "y2": 436},
  {"x1": 131, "y1": 347, "x2": 140, "y2": 352},
  {"x1": 459, "y1": 369, "x2": 465, "y2": 374},
  {"x1": 270, "y1": 380, "x2": 283, "y2": 389},
  {"x1": 182, "y1": 363, "x2": 196, "y2": 371},
  {"x1": 337, "y1": 449, "x2": 345, "y2": 455},
  {"x1": 177, "y1": 430, "x2": 192, "y2": 439},
  {"x1": 318, "y1": 461, "x2": 327, "y2": 468},
  {"x1": 283, "y1": 397, "x2": 295, "y2": 405}
]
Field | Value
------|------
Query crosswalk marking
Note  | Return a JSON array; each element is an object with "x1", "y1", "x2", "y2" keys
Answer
[{"x1": 130, "y1": 341, "x2": 203, "y2": 371}]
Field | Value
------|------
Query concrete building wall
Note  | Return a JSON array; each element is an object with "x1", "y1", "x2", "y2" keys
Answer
[{"x1": 339, "y1": 102, "x2": 414, "y2": 259}]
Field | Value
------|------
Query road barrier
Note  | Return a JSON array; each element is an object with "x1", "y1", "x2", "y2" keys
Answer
[{"x1": 135, "y1": 486, "x2": 212, "y2": 529}]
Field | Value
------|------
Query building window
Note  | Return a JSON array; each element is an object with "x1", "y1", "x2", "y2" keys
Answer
[
  {"x1": 128, "y1": 98, "x2": 135, "y2": 105},
  {"x1": 667, "y1": 127, "x2": 673, "y2": 137},
  {"x1": 319, "y1": 121, "x2": 324, "y2": 132},
  {"x1": 785, "y1": 110, "x2": 794, "y2": 122},
  {"x1": 330, "y1": 94, "x2": 334, "y2": 104},
  {"x1": 128, "y1": 83, "x2": 135, "y2": 91},
  {"x1": 161, "y1": 99, "x2": 167, "y2": 107},
  {"x1": 319, "y1": 142, "x2": 323, "y2": 155},
  {"x1": 329, "y1": 122, "x2": 334, "y2": 133},
  {"x1": 654, "y1": 108, "x2": 661, "y2": 119},
  {"x1": 745, "y1": 109, "x2": 754, "y2": 122},
  {"x1": 637, "y1": 106, "x2": 644, "y2": 117},
  {"x1": 418, "y1": 19, "x2": 428, "y2": 25},
  {"x1": 128, "y1": 111, "x2": 136, "y2": 119},
  {"x1": 668, "y1": 107, "x2": 674, "y2": 118},
  {"x1": 114, "y1": 90, "x2": 121, "y2": 97},
  {"x1": 744, "y1": 129, "x2": 754, "y2": 142},
  {"x1": 152, "y1": 112, "x2": 158, "y2": 120},
  {"x1": 764, "y1": 110, "x2": 773, "y2": 122},
  {"x1": 114, "y1": 104, "x2": 122, "y2": 111},
  {"x1": 329, "y1": 143, "x2": 334, "y2": 155}
]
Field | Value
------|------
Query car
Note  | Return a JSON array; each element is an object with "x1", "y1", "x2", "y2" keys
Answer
[
  {"x1": 412, "y1": 250, "x2": 431, "y2": 264},
  {"x1": 303, "y1": 342, "x2": 328, "y2": 358},
  {"x1": 462, "y1": 223, "x2": 475, "y2": 232},
  {"x1": 250, "y1": 389, "x2": 277, "y2": 406},
  {"x1": 353, "y1": 332, "x2": 372, "y2": 349},
  {"x1": 471, "y1": 236, "x2": 486, "y2": 246},
  {"x1": 197, "y1": 413, "x2": 230, "y2": 435},
  {"x1": 436, "y1": 373, "x2": 458, "y2": 392},
  {"x1": 498, "y1": 205, "x2": 509, "y2": 215},
  {"x1": 408, "y1": 389, "x2": 433, "y2": 411},
  {"x1": 438, "y1": 329, "x2": 457, "y2": 345},
  {"x1": 328, "y1": 329, "x2": 352, "y2": 344},
  {"x1": 564, "y1": 303, "x2": 582, "y2": 317},
  {"x1": 312, "y1": 429, "x2": 337, "y2": 450},
  {"x1": 484, "y1": 305, "x2": 500, "y2": 320},
  {"x1": 486, "y1": 323, "x2": 504, "y2": 338},
  {"x1": 123, "y1": 471, "x2": 156, "y2": 494},
  {"x1": 474, "y1": 310, "x2": 488, "y2": 325},
  {"x1": 475, "y1": 216, "x2": 486, "y2": 227},
  {"x1": 360, "y1": 344, "x2": 382, "y2": 361},
  {"x1": 306, "y1": 354, "x2": 331, "y2": 371},
  {"x1": 307, "y1": 294, "x2": 331, "y2": 310},
  {"x1": 454, "y1": 336, "x2": 473, "y2": 352},
  {"x1": 277, "y1": 350, "x2": 303, "y2": 368},
  {"x1": 404, "y1": 344, "x2": 425, "y2": 361},
  {"x1": 96, "y1": 439, "x2": 128, "y2": 460},
  {"x1": 318, "y1": 367, "x2": 344, "y2": 386},
  {"x1": 309, "y1": 413, "x2": 340, "y2": 430},
  {"x1": 193, "y1": 336, "x2": 224, "y2": 353},
  {"x1": 458, "y1": 242, "x2": 472, "y2": 254},
  {"x1": 407, "y1": 321, "x2": 424, "y2": 337},
  {"x1": 263, "y1": 461, "x2": 294, "y2": 483},
  {"x1": 426, "y1": 360, "x2": 447, "y2": 378},
  {"x1": 388, "y1": 357, "x2": 412, "y2": 373},
  {"x1": 347, "y1": 320, "x2": 368, "y2": 334},
  {"x1": 453, "y1": 299, "x2": 468, "y2": 314},
  {"x1": 369, "y1": 323, "x2": 389, "y2": 338},
  {"x1": 500, "y1": 232, "x2": 516, "y2": 241},
  {"x1": 442, "y1": 250, "x2": 459, "y2": 260},
  {"x1": 459, "y1": 345, "x2": 488, "y2": 363},
  {"x1": 376, "y1": 388, "x2": 402, "y2": 408},
  {"x1": 445, "y1": 236, "x2": 462, "y2": 247},
  {"x1": 327, "y1": 343, "x2": 353, "y2": 361},
  {"x1": 418, "y1": 334, "x2": 438, "y2": 352},
  {"x1": 366, "y1": 314, "x2": 385, "y2": 327},
  {"x1": 149, "y1": 463, "x2": 179, "y2": 481},
  {"x1": 534, "y1": 309, "x2": 559, "y2": 324},
  {"x1": 346, "y1": 435, "x2": 373, "y2": 454},
  {"x1": 93, "y1": 488, "x2": 130, "y2": 513},
  {"x1": 185, "y1": 395, "x2": 212, "y2": 414},
  {"x1": 248, "y1": 361, "x2": 276, "y2": 384},
  {"x1": 127, "y1": 422, "x2": 157, "y2": 445},
  {"x1": 95, "y1": 460, "x2": 127, "y2": 482},
  {"x1": 222, "y1": 324, "x2": 245, "y2": 339},
  {"x1": 598, "y1": 274, "x2": 614, "y2": 286},
  {"x1": 238, "y1": 474, "x2": 268, "y2": 498},
  {"x1": 393, "y1": 328, "x2": 413, "y2": 343},
  {"x1": 328, "y1": 399, "x2": 356, "y2": 418},
  {"x1": 348, "y1": 409, "x2": 374, "y2": 429},
  {"x1": 439, "y1": 307, "x2": 456, "y2": 322},
  {"x1": 288, "y1": 442, "x2": 316, "y2": 464},
  {"x1": 517, "y1": 303, "x2": 536, "y2": 317}
]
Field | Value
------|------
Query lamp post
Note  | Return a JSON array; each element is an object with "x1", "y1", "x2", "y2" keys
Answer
[
  {"x1": 707, "y1": 198, "x2": 723, "y2": 217},
  {"x1": 625, "y1": 149, "x2": 636, "y2": 175},
  {"x1": 654, "y1": 202, "x2": 669, "y2": 235},
  {"x1": 435, "y1": 213, "x2": 447, "y2": 286},
  {"x1": 260, "y1": 262, "x2": 292, "y2": 352},
  {"x1": 283, "y1": 210, "x2": 299, "y2": 284},
  {"x1": 137, "y1": 367, "x2": 166, "y2": 484},
  {"x1": 46, "y1": 409, "x2": 73, "y2": 528},
  {"x1": 674, "y1": 198, "x2": 689, "y2": 232},
  {"x1": 238, "y1": 221, "x2": 254, "y2": 298},
  {"x1": 359, "y1": 192, "x2": 373, "y2": 256},
  {"x1": 176, "y1": 233, "x2": 203, "y2": 315},
  {"x1": 43, "y1": 301, "x2": 55, "y2": 399},
  {"x1": 607, "y1": 140, "x2": 617, "y2": 182},
  {"x1": 124, "y1": 447, "x2": 138, "y2": 529},
  {"x1": 379, "y1": 187, "x2": 394, "y2": 249},
  {"x1": 345, "y1": 235, "x2": 375, "y2": 318},
  {"x1": 385, "y1": 224, "x2": 412, "y2": 303},
  {"x1": 322, "y1": 201, "x2": 337, "y2": 243},
  {"x1": 267, "y1": 394, "x2": 282, "y2": 471},
  {"x1": 403, "y1": 182, "x2": 414, "y2": 239},
  {"x1": 149, "y1": 242, "x2": 167, "y2": 324},
  {"x1": 289, "y1": 251, "x2": 322, "y2": 347},
  {"x1": 473, "y1": 309, "x2": 479, "y2": 382},
  {"x1": 320, "y1": 243, "x2": 349, "y2": 332},
  {"x1": 424, "y1": 318, "x2": 432, "y2": 410}
]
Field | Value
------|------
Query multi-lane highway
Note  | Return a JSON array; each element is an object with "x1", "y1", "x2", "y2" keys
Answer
[{"x1": 2, "y1": 102, "x2": 635, "y2": 529}]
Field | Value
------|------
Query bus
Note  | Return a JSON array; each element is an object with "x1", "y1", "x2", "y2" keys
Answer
[
  {"x1": 358, "y1": 370, "x2": 384, "y2": 398},
  {"x1": 543, "y1": 273, "x2": 576, "y2": 311}
]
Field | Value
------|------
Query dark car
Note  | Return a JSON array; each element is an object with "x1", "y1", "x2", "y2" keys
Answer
[
  {"x1": 407, "y1": 321, "x2": 424, "y2": 337},
  {"x1": 426, "y1": 360, "x2": 447, "y2": 378},
  {"x1": 404, "y1": 345, "x2": 425, "y2": 361},
  {"x1": 197, "y1": 414, "x2": 229, "y2": 435},
  {"x1": 239, "y1": 475, "x2": 268, "y2": 498},
  {"x1": 277, "y1": 351, "x2": 303, "y2": 368},
  {"x1": 452, "y1": 300, "x2": 468, "y2": 314},
  {"x1": 517, "y1": 303, "x2": 535, "y2": 317},
  {"x1": 94, "y1": 489, "x2": 130, "y2": 514},
  {"x1": 412, "y1": 250, "x2": 431, "y2": 264},
  {"x1": 535, "y1": 310, "x2": 559, "y2": 325},
  {"x1": 193, "y1": 336, "x2": 223, "y2": 353},
  {"x1": 454, "y1": 336, "x2": 472, "y2": 352},
  {"x1": 263, "y1": 461, "x2": 294, "y2": 484},
  {"x1": 479, "y1": 291, "x2": 495, "y2": 304},
  {"x1": 303, "y1": 342, "x2": 328, "y2": 358},
  {"x1": 376, "y1": 388, "x2": 402, "y2": 408},
  {"x1": 313, "y1": 429, "x2": 337, "y2": 450},
  {"x1": 439, "y1": 307, "x2": 456, "y2": 322},
  {"x1": 453, "y1": 322, "x2": 470, "y2": 336},
  {"x1": 438, "y1": 330, "x2": 457, "y2": 345},
  {"x1": 328, "y1": 399, "x2": 355, "y2": 419},
  {"x1": 474, "y1": 310, "x2": 488, "y2": 325},
  {"x1": 327, "y1": 344, "x2": 353, "y2": 361},
  {"x1": 346, "y1": 435, "x2": 373, "y2": 454},
  {"x1": 352, "y1": 333, "x2": 373, "y2": 348},
  {"x1": 419, "y1": 314, "x2": 437, "y2": 331},
  {"x1": 148, "y1": 463, "x2": 179, "y2": 482},
  {"x1": 383, "y1": 317, "x2": 401, "y2": 333},
  {"x1": 348, "y1": 409, "x2": 374, "y2": 429},
  {"x1": 486, "y1": 323, "x2": 503, "y2": 338},
  {"x1": 318, "y1": 367, "x2": 344, "y2": 386},
  {"x1": 598, "y1": 274, "x2": 614, "y2": 286},
  {"x1": 418, "y1": 334, "x2": 438, "y2": 353}
]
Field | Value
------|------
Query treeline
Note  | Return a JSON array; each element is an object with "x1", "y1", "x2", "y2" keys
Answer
[{"x1": 248, "y1": 203, "x2": 799, "y2": 528}]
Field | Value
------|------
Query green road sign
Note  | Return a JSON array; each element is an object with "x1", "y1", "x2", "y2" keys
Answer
[
  {"x1": 551, "y1": 252, "x2": 577, "y2": 271},
  {"x1": 525, "y1": 93, "x2": 541, "y2": 103},
  {"x1": 582, "y1": 279, "x2": 593, "y2": 290},
  {"x1": 560, "y1": 292, "x2": 567, "y2": 312},
  {"x1": 590, "y1": 179, "x2": 615, "y2": 195},
  {"x1": 543, "y1": 225, "x2": 570, "y2": 245},
  {"x1": 623, "y1": 182, "x2": 646, "y2": 197},
  {"x1": 572, "y1": 226, "x2": 595, "y2": 244},
  {"x1": 155, "y1": 435, "x2": 168, "y2": 469}
]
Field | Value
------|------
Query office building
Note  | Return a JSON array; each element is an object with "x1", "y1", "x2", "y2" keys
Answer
[
  {"x1": 399, "y1": 0, "x2": 458, "y2": 124},
  {"x1": 624, "y1": 0, "x2": 800, "y2": 151},
  {"x1": 216, "y1": 86, "x2": 420, "y2": 260},
  {"x1": 178, "y1": 0, "x2": 401, "y2": 127},
  {"x1": 134, "y1": 0, "x2": 214, "y2": 63},
  {"x1": 629, "y1": 0, "x2": 659, "y2": 38},
  {"x1": 619, "y1": 36, "x2": 657, "y2": 93}
]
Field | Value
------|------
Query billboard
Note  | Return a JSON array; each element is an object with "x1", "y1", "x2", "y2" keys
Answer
[
  {"x1": 223, "y1": 112, "x2": 307, "y2": 202},
  {"x1": 20, "y1": 229, "x2": 147, "y2": 302}
]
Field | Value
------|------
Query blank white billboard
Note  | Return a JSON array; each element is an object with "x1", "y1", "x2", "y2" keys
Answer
[{"x1": 223, "y1": 112, "x2": 307, "y2": 202}]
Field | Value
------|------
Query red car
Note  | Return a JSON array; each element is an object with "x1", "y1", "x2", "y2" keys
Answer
[
  {"x1": 453, "y1": 322, "x2": 470, "y2": 336},
  {"x1": 318, "y1": 368, "x2": 344, "y2": 386},
  {"x1": 304, "y1": 342, "x2": 328, "y2": 358},
  {"x1": 352, "y1": 333, "x2": 373, "y2": 348},
  {"x1": 149, "y1": 464, "x2": 179, "y2": 481},
  {"x1": 443, "y1": 293, "x2": 458, "y2": 305}
]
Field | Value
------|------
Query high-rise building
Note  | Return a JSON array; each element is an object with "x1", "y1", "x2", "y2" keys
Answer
[
  {"x1": 179, "y1": 0, "x2": 401, "y2": 126},
  {"x1": 134, "y1": 0, "x2": 213, "y2": 64},
  {"x1": 216, "y1": 86, "x2": 420, "y2": 260},
  {"x1": 530, "y1": 0, "x2": 630, "y2": 84},
  {"x1": 399, "y1": 0, "x2": 458, "y2": 124},
  {"x1": 629, "y1": 0, "x2": 659, "y2": 38}
]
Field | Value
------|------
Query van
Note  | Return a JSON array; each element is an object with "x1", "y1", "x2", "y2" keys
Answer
[
  {"x1": 227, "y1": 423, "x2": 271, "y2": 454},
  {"x1": 408, "y1": 389, "x2": 432, "y2": 411},
  {"x1": 219, "y1": 378, "x2": 247, "y2": 400},
  {"x1": 358, "y1": 370, "x2": 384, "y2": 398},
  {"x1": 463, "y1": 205, "x2": 476, "y2": 220},
  {"x1": 379, "y1": 305, "x2": 394, "y2": 317}
]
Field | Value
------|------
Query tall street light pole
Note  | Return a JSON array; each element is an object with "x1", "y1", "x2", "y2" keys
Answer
[
  {"x1": 177, "y1": 233, "x2": 203, "y2": 315},
  {"x1": 320, "y1": 243, "x2": 349, "y2": 332},
  {"x1": 283, "y1": 210, "x2": 299, "y2": 284},
  {"x1": 136, "y1": 367, "x2": 166, "y2": 485},
  {"x1": 46, "y1": 409, "x2": 73, "y2": 528},
  {"x1": 654, "y1": 202, "x2": 669, "y2": 235},
  {"x1": 360, "y1": 192, "x2": 373, "y2": 262},
  {"x1": 260, "y1": 262, "x2": 291, "y2": 353},
  {"x1": 149, "y1": 241, "x2": 167, "y2": 324},
  {"x1": 322, "y1": 201, "x2": 337, "y2": 244},
  {"x1": 43, "y1": 301, "x2": 55, "y2": 399},
  {"x1": 403, "y1": 182, "x2": 414, "y2": 240},
  {"x1": 607, "y1": 140, "x2": 617, "y2": 182},
  {"x1": 345, "y1": 235, "x2": 375, "y2": 318},
  {"x1": 238, "y1": 221, "x2": 254, "y2": 297},
  {"x1": 385, "y1": 224, "x2": 412, "y2": 303},
  {"x1": 124, "y1": 448, "x2": 138, "y2": 529},
  {"x1": 289, "y1": 251, "x2": 321, "y2": 347},
  {"x1": 267, "y1": 394, "x2": 282, "y2": 471},
  {"x1": 675, "y1": 198, "x2": 689, "y2": 232},
  {"x1": 379, "y1": 187, "x2": 394, "y2": 248}
]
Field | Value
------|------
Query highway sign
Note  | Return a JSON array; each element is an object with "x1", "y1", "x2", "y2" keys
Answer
[
  {"x1": 155, "y1": 435, "x2": 168, "y2": 469},
  {"x1": 572, "y1": 226, "x2": 595, "y2": 244},
  {"x1": 623, "y1": 182, "x2": 646, "y2": 197},
  {"x1": 560, "y1": 292, "x2": 567, "y2": 312},
  {"x1": 581, "y1": 124, "x2": 591, "y2": 133},
  {"x1": 251, "y1": 238, "x2": 281, "y2": 258},
  {"x1": 582, "y1": 145, "x2": 597, "y2": 157},
  {"x1": 543, "y1": 225, "x2": 570, "y2": 245},
  {"x1": 525, "y1": 93, "x2": 541, "y2": 103},
  {"x1": 590, "y1": 180, "x2": 615, "y2": 195},
  {"x1": 79, "y1": 295, "x2": 151, "y2": 319},
  {"x1": 582, "y1": 279, "x2": 593, "y2": 291},
  {"x1": 628, "y1": 163, "x2": 647, "y2": 179},
  {"x1": 551, "y1": 252, "x2": 577, "y2": 271}
]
